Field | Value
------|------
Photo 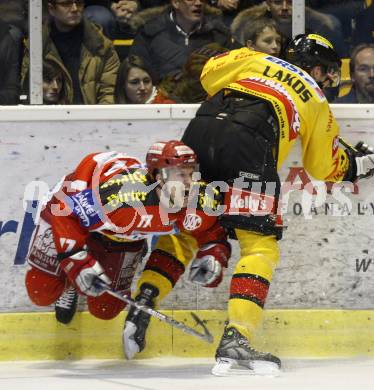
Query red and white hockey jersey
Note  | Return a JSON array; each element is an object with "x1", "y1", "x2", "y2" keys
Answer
[{"x1": 35, "y1": 151, "x2": 226, "y2": 257}]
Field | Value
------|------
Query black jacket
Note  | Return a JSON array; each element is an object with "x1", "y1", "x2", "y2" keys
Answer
[
  {"x1": 333, "y1": 87, "x2": 371, "y2": 104},
  {"x1": 129, "y1": 7, "x2": 235, "y2": 79},
  {"x1": 0, "y1": 20, "x2": 20, "y2": 105},
  {"x1": 352, "y1": 3, "x2": 374, "y2": 45}
]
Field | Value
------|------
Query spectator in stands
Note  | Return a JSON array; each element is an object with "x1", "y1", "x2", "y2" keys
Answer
[
  {"x1": 352, "y1": 0, "x2": 374, "y2": 46},
  {"x1": 114, "y1": 55, "x2": 174, "y2": 104},
  {"x1": 43, "y1": 60, "x2": 68, "y2": 104},
  {"x1": 138, "y1": 0, "x2": 168, "y2": 8},
  {"x1": 241, "y1": 16, "x2": 282, "y2": 56},
  {"x1": 110, "y1": 1, "x2": 140, "y2": 61},
  {"x1": 0, "y1": 0, "x2": 25, "y2": 84},
  {"x1": 84, "y1": 0, "x2": 116, "y2": 37},
  {"x1": 84, "y1": 1, "x2": 143, "y2": 40},
  {"x1": 129, "y1": 1, "x2": 236, "y2": 79},
  {"x1": 85, "y1": 0, "x2": 111, "y2": 6},
  {"x1": 0, "y1": 19, "x2": 20, "y2": 105},
  {"x1": 139, "y1": 0, "x2": 260, "y2": 11},
  {"x1": 111, "y1": 0, "x2": 139, "y2": 22},
  {"x1": 232, "y1": 0, "x2": 348, "y2": 57},
  {"x1": 308, "y1": 0, "x2": 365, "y2": 49},
  {"x1": 208, "y1": 0, "x2": 262, "y2": 27},
  {"x1": 23, "y1": 0, "x2": 120, "y2": 104},
  {"x1": 159, "y1": 42, "x2": 228, "y2": 103},
  {"x1": 0, "y1": 0, "x2": 27, "y2": 35},
  {"x1": 334, "y1": 43, "x2": 374, "y2": 103}
]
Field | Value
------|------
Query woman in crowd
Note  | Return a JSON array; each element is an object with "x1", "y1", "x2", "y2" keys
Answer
[
  {"x1": 42, "y1": 60, "x2": 67, "y2": 104},
  {"x1": 114, "y1": 55, "x2": 174, "y2": 104}
]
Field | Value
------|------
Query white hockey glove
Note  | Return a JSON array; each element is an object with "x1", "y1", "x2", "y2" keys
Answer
[
  {"x1": 345, "y1": 141, "x2": 374, "y2": 181},
  {"x1": 189, "y1": 242, "x2": 231, "y2": 288},
  {"x1": 355, "y1": 154, "x2": 374, "y2": 179},
  {"x1": 60, "y1": 251, "x2": 111, "y2": 297}
]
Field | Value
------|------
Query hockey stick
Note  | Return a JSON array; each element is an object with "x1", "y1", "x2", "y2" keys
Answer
[
  {"x1": 338, "y1": 136, "x2": 358, "y2": 152},
  {"x1": 339, "y1": 136, "x2": 374, "y2": 155},
  {"x1": 97, "y1": 283, "x2": 214, "y2": 343}
]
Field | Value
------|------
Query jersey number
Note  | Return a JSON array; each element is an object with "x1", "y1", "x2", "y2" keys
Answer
[{"x1": 59, "y1": 238, "x2": 76, "y2": 252}]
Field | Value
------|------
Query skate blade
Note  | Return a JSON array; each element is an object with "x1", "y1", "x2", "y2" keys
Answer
[
  {"x1": 249, "y1": 360, "x2": 281, "y2": 376},
  {"x1": 212, "y1": 358, "x2": 280, "y2": 377}
]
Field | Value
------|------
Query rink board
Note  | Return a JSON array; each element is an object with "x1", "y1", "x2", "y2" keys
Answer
[
  {"x1": 1, "y1": 105, "x2": 374, "y2": 312},
  {"x1": 0, "y1": 309, "x2": 373, "y2": 361},
  {"x1": 1, "y1": 105, "x2": 374, "y2": 361}
]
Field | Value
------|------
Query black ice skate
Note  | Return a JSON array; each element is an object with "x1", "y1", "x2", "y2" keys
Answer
[
  {"x1": 122, "y1": 283, "x2": 159, "y2": 360},
  {"x1": 212, "y1": 326, "x2": 281, "y2": 376},
  {"x1": 55, "y1": 286, "x2": 78, "y2": 325}
]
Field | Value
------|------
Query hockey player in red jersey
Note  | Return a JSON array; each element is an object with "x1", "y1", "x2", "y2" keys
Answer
[{"x1": 25, "y1": 141, "x2": 231, "y2": 354}]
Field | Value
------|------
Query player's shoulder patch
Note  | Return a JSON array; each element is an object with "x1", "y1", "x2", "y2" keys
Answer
[
  {"x1": 99, "y1": 167, "x2": 158, "y2": 211},
  {"x1": 70, "y1": 189, "x2": 102, "y2": 228}
]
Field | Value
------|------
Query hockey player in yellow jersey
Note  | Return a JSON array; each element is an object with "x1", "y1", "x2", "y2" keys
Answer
[
  {"x1": 193, "y1": 33, "x2": 348, "y2": 183},
  {"x1": 123, "y1": 34, "x2": 374, "y2": 375}
]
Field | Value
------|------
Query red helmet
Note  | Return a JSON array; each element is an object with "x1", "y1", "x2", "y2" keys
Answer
[{"x1": 146, "y1": 141, "x2": 198, "y2": 176}]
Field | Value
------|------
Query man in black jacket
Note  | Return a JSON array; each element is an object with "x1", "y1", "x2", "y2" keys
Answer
[
  {"x1": 129, "y1": 0, "x2": 236, "y2": 79},
  {"x1": 0, "y1": 20, "x2": 20, "y2": 105}
]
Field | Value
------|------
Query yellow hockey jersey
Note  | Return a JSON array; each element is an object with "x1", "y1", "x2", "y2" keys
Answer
[{"x1": 200, "y1": 48, "x2": 349, "y2": 182}]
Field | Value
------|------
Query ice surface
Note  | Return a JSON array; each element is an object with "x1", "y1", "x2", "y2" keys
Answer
[{"x1": 0, "y1": 357, "x2": 373, "y2": 390}]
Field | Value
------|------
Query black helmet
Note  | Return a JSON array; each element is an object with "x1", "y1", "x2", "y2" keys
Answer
[{"x1": 285, "y1": 33, "x2": 341, "y2": 73}]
